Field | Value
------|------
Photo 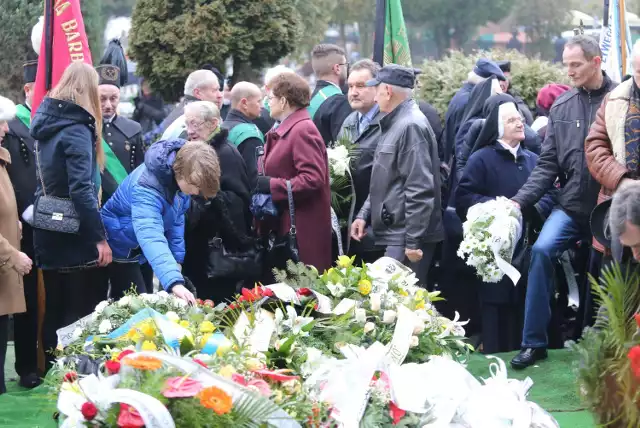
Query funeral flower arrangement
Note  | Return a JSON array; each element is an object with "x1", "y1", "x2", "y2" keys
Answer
[
  {"x1": 457, "y1": 197, "x2": 523, "y2": 284},
  {"x1": 573, "y1": 265, "x2": 640, "y2": 427},
  {"x1": 50, "y1": 256, "x2": 556, "y2": 427}
]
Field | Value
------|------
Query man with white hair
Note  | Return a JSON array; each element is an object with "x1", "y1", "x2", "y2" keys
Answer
[
  {"x1": 161, "y1": 69, "x2": 224, "y2": 141},
  {"x1": 255, "y1": 65, "x2": 296, "y2": 134},
  {"x1": 350, "y1": 64, "x2": 444, "y2": 282}
]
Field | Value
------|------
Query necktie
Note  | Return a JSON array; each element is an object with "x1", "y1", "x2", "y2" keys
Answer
[{"x1": 359, "y1": 114, "x2": 370, "y2": 136}]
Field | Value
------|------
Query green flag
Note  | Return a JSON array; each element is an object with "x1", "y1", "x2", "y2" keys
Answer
[{"x1": 383, "y1": 0, "x2": 412, "y2": 67}]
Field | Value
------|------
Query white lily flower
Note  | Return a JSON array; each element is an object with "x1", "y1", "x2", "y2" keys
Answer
[
  {"x1": 369, "y1": 293, "x2": 381, "y2": 311},
  {"x1": 382, "y1": 310, "x2": 397, "y2": 324},
  {"x1": 363, "y1": 322, "x2": 376, "y2": 334},
  {"x1": 437, "y1": 311, "x2": 469, "y2": 338},
  {"x1": 326, "y1": 281, "x2": 346, "y2": 298}
]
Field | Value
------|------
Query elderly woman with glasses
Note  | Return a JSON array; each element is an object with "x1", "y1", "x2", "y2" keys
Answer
[
  {"x1": 181, "y1": 101, "x2": 254, "y2": 302},
  {"x1": 455, "y1": 98, "x2": 556, "y2": 355},
  {"x1": 254, "y1": 73, "x2": 332, "y2": 274}
]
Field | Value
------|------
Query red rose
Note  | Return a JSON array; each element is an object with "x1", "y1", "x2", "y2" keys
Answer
[
  {"x1": 298, "y1": 288, "x2": 313, "y2": 296},
  {"x1": 63, "y1": 371, "x2": 78, "y2": 382},
  {"x1": 81, "y1": 402, "x2": 98, "y2": 420},
  {"x1": 196, "y1": 298, "x2": 203, "y2": 305},
  {"x1": 628, "y1": 345, "x2": 640, "y2": 378},
  {"x1": 193, "y1": 358, "x2": 208, "y2": 368},
  {"x1": 634, "y1": 313, "x2": 640, "y2": 328},
  {"x1": 105, "y1": 360, "x2": 121, "y2": 375},
  {"x1": 389, "y1": 401, "x2": 405, "y2": 425},
  {"x1": 117, "y1": 349, "x2": 135, "y2": 361},
  {"x1": 204, "y1": 299, "x2": 215, "y2": 308},
  {"x1": 261, "y1": 287, "x2": 275, "y2": 297},
  {"x1": 227, "y1": 303, "x2": 238, "y2": 310}
]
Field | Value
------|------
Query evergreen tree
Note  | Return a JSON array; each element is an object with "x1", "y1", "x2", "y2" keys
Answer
[
  {"x1": 129, "y1": 0, "x2": 300, "y2": 102},
  {"x1": 0, "y1": 0, "x2": 41, "y2": 101}
]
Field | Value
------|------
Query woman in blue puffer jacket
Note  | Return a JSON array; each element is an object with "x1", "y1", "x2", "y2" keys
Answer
[{"x1": 101, "y1": 139, "x2": 221, "y2": 303}]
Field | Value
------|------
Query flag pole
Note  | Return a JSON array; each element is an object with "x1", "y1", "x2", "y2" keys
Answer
[
  {"x1": 44, "y1": 0, "x2": 54, "y2": 90},
  {"x1": 604, "y1": 0, "x2": 610, "y2": 27},
  {"x1": 620, "y1": 0, "x2": 627, "y2": 76},
  {"x1": 373, "y1": 0, "x2": 386, "y2": 65}
]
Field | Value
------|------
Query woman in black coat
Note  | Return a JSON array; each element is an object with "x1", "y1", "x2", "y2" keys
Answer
[
  {"x1": 30, "y1": 63, "x2": 112, "y2": 369},
  {"x1": 455, "y1": 100, "x2": 556, "y2": 354},
  {"x1": 181, "y1": 101, "x2": 254, "y2": 303}
]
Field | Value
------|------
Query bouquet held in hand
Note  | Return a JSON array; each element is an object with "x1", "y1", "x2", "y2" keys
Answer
[{"x1": 457, "y1": 197, "x2": 522, "y2": 284}]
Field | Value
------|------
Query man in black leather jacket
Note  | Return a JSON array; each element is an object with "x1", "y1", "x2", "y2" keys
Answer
[{"x1": 510, "y1": 35, "x2": 617, "y2": 369}]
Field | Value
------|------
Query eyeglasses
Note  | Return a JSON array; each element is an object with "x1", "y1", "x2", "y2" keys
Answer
[
  {"x1": 338, "y1": 62, "x2": 351, "y2": 76},
  {"x1": 185, "y1": 120, "x2": 207, "y2": 130}
]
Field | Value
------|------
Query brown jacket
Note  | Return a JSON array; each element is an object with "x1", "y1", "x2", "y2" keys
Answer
[
  {"x1": 0, "y1": 146, "x2": 26, "y2": 316},
  {"x1": 585, "y1": 78, "x2": 636, "y2": 253}
]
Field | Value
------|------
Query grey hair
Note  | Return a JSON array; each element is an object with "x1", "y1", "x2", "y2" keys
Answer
[
  {"x1": 610, "y1": 182, "x2": 640, "y2": 237},
  {"x1": 264, "y1": 65, "x2": 295, "y2": 88},
  {"x1": 350, "y1": 59, "x2": 381, "y2": 78},
  {"x1": 565, "y1": 35, "x2": 602, "y2": 60},
  {"x1": 184, "y1": 70, "x2": 219, "y2": 96},
  {"x1": 387, "y1": 84, "x2": 413, "y2": 99},
  {"x1": 184, "y1": 100, "x2": 220, "y2": 123}
]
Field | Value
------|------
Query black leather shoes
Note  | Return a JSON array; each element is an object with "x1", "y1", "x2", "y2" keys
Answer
[
  {"x1": 18, "y1": 373, "x2": 42, "y2": 389},
  {"x1": 510, "y1": 347, "x2": 548, "y2": 370}
]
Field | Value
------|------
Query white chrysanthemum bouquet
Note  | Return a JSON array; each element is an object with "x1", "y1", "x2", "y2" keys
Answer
[{"x1": 457, "y1": 197, "x2": 523, "y2": 284}]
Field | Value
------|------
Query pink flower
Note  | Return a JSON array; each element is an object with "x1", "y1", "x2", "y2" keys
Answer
[
  {"x1": 162, "y1": 377, "x2": 203, "y2": 398},
  {"x1": 252, "y1": 368, "x2": 299, "y2": 383},
  {"x1": 231, "y1": 373, "x2": 271, "y2": 397}
]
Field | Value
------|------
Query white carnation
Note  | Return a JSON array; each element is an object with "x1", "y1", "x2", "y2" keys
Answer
[
  {"x1": 71, "y1": 327, "x2": 83, "y2": 341},
  {"x1": 157, "y1": 291, "x2": 169, "y2": 299},
  {"x1": 327, "y1": 145, "x2": 351, "y2": 177},
  {"x1": 141, "y1": 293, "x2": 159, "y2": 304},
  {"x1": 413, "y1": 320, "x2": 425, "y2": 335},
  {"x1": 98, "y1": 319, "x2": 113, "y2": 334},
  {"x1": 94, "y1": 300, "x2": 109, "y2": 314},
  {"x1": 118, "y1": 295, "x2": 132, "y2": 307}
]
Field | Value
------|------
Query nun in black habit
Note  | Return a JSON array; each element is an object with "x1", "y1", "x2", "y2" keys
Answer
[{"x1": 455, "y1": 101, "x2": 557, "y2": 353}]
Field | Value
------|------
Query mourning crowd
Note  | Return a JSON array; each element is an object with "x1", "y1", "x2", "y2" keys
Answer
[{"x1": 0, "y1": 35, "x2": 639, "y2": 393}]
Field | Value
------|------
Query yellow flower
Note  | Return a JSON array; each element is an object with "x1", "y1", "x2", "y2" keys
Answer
[
  {"x1": 139, "y1": 321, "x2": 155, "y2": 337},
  {"x1": 337, "y1": 255, "x2": 353, "y2": 269},
  {"x1": 141, "y1": 340, "x2": 157, "y2": 351},
  {"x1": 358, "y1": 279, "x2": 372, "y2": 296},
  {"x1": 216, "y1": 338, "x2": 232, "y2": 356},
  {"x1": 199, "y1": 333, "x2": 212, "y2": 348},
  {"x1": 199, "y1": 321, "x2": 215, "y2": 334},
  {"x1": 179, "y1": 320, "x2": 190, "y2": 329},
  {"x1": 415, "y1": 300, "x2": 425, "y2": 310},
  {"x1": 125, "y1": 328, "x2": 142, "y2": 342},
  {"x1": 218, "y1": 365, "x2": 236, "y2": 378},
  {"x1": 415, "y1": 289, "x2": 426, "y2": 300},
  {"x1": 398, "y1": 289, "x2": 409, "y2": 297}
]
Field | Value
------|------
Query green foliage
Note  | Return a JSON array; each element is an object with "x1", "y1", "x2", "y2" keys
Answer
[
  {"x1": 81, "y1": 0, "x2": 106, "y2": 64},
  {"x1": 102, "y1": 0, "x2": 136, "y2": 18},
  {"x1": 129, "y1": 0, "x2": 300, "y2": 101},
  {"x1": 0, "y1": 0, "x2": 41, "y2": 101},
  {"x1": 572, "y1": 264, "x2": 640, "y2": 426},
  {"x1": 513, "y1": 0, "x2": 573, "y2": 59},
  {"x1": 417, "y1": 50, "x2": 570, "y2": 119}
]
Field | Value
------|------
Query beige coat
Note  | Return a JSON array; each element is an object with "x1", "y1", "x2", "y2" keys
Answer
[{"x1": 0, "y1": 146, "x2": 26, "y2": 316}]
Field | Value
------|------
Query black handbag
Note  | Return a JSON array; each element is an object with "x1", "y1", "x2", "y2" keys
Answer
[
  {"x1": 206, "y1": 236, "x2": 263, "y2": 280},
  {"x1": 265, "y1": 180, "x2": 300, "y2": 270},
  {"x1": 32, "y1": 140, "x2": 81, "y2": 234}
]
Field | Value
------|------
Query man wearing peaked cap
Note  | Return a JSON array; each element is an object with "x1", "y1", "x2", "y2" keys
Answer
[
  {"x1": 96, "y1": 61, "x2": 144, "y2": 208},
  {"x1": 351, "y1": 64, "x2": 444, "y2": 284},
  {"x1": 1, "y1": 60, "x2": 41, "y2": 389}
]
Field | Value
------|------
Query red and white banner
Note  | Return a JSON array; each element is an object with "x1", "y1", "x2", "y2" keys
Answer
[{"x1": 32, "y1": 0, "x2": 93, "y2": 117}]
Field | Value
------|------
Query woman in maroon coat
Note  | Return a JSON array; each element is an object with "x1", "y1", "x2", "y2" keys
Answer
[{"x1": 255, "y1": 74, "x2": 332, "y2": 272}]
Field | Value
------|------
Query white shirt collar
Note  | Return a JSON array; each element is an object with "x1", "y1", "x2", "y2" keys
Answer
[{"x1": 497, "y1": 139, "x2": 520, "y2": 160}]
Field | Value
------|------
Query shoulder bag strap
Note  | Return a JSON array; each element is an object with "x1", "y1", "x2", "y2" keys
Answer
[
  {"x1": 34, "y1": 140, "x2": 47, "y2": 197},
  {"x1": 286, "y1": 180, "x2": 296, "y2": 235}
]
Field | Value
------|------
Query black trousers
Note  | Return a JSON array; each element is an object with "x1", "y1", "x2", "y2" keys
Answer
[
  {"x1": 107, "y1": 262, "x2": 148, "y2": 300},
  {"x1": 42, "y1": 268, "x2": 108, "y2": 371},
  {"x1": 13, "y1": 267, "x2": 39, "y2": 377},
  {"x1": 141, "y1": 263, "x2": 154, "y2": 292},
  {"x1": 0, "y1": 315, "x2": 8, "y2": 393}
]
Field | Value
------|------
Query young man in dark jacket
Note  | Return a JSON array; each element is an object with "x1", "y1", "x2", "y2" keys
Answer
[{"x1": 510, "y1": 35, "x2": 617, "y2": 369}]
